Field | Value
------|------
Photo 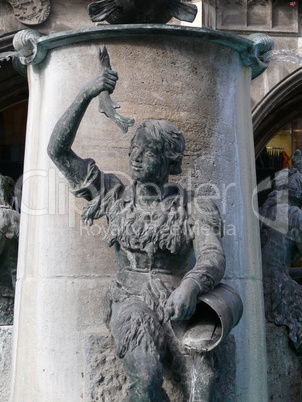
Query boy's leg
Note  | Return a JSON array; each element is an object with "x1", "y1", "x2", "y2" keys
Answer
[{"x1": 110, "y1": 299, "x2": 166, "y2": 402}]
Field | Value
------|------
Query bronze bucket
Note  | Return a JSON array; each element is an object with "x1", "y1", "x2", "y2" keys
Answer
[{"x1": 170, "y1": 283, "x2": 243, "y2": 353}]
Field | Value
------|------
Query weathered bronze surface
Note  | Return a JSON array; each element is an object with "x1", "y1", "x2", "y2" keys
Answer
[
  {"x1": 0, "y1": 175, "x2": 19, "y2": 325},
  {"x1": 260, "y1": 161, "x2": 302, "y2": 354},
  {"x1": 98, "y1": 46, "x2": 134, "y2": 133},
  {"x1": 48, "y1": 46, "x2": 242, "y2": 401},
  {"x1": 13, "y1": 27, "x2": 273, "y2": 81},
  {"x1": 88, "y1": 0, "x2": 197, "y2": 25}
]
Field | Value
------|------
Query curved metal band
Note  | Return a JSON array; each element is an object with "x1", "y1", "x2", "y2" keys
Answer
[{"x1": 13, "y1": 26, "x2": 274, "y2": 79}]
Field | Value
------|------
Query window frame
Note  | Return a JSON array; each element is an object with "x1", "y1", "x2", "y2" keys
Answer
[{"x1": 216, "y1": 0, "x2": 299, "y2": 35}]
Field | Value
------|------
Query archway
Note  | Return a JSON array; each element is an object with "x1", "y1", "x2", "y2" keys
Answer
[
  {"x1": 0, "y1": 33, "x2": 28, "y2": 182},
  {"x1": 253, "y1": 68, "x2": 302, "y2": 205},
  {"x1": 253, "y1": 67, "x2": 302, "y2": 159}
]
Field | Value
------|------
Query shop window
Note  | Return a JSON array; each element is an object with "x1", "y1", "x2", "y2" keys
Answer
[
  {"x1": 0, "y1": 100, "x2": 27, "y2": 182},
  {"x1": 256, "y1": 117, "x2": 302, "y2": 206}
]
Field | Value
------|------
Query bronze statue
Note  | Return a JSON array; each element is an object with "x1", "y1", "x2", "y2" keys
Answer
[
  {"x1": 0, "y1": 174, "x2": 19, "y2": 325},
  {"x1": 260, "y1": 166, "x2": 302, "y2": 354},
  {"x1": 47, "y1": 48, "x2": 241, "y2": 401},
  {"x1": 88, "y1": 0, "x2": 198, "y2": 24}
]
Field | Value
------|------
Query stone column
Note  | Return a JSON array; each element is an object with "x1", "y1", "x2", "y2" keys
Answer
[{"x1": 11, "y1": 26, "x2": 272, "y2": 401}]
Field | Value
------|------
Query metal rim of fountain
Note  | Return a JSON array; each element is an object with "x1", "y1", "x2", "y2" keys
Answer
[{"x1": 12, "y1": 25, "x2": 274, "y2": 79}]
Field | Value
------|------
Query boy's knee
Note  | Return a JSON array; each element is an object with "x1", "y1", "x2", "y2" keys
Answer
[{"x1": 124, "y1": 348, "x2": 163, "y2": 401}]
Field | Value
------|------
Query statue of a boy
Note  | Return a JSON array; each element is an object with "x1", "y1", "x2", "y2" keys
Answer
[{"x1": 48, "y1": 67, "x2": 225, "y2": 401}]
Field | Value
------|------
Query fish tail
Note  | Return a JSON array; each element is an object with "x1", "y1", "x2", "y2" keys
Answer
[
  {"x1": 99, "y1": 45, "x2": 112, "y2": 70},
  {"x1": 88, "y1": 0, "x2": 116, "y2": 22},
  {"x1": 165, "y1": 0, "x2": 197, "y2": 23}
]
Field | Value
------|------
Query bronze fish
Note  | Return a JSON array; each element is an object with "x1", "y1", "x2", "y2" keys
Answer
[
  {"x1": 88, "y1": 0, "x2": 197, "y2": 24},
  {"x1": 99, "y1": 46, "x2": 135, "y2": 134}
]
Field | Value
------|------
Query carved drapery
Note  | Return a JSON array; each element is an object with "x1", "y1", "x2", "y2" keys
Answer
[
  {"x1": 4, "y1": 0, "x2": 51, "y2": 26},
  {"x1": 217, "y1": 0, "x2": 298, "y2": 33}
]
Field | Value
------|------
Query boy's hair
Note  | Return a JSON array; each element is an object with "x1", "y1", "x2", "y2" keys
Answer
[{"x1": 130, "y1": 120, "x2": 185, "y2": 175}]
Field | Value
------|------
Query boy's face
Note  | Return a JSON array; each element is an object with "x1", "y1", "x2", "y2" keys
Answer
[{"x1": 129, "y1": 129, "x2": 169, "y2": 185}]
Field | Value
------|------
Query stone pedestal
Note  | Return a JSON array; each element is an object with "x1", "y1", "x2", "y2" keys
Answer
[
  {"x1": 11, "y1": 26, "x2": 271, "y2": 401},
  {"x1": 84, "y1": 326, "x2": 237, "y2": 401},
  {"x1": 83, "y1": 326, "x2": 185, "y2": 401}
]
